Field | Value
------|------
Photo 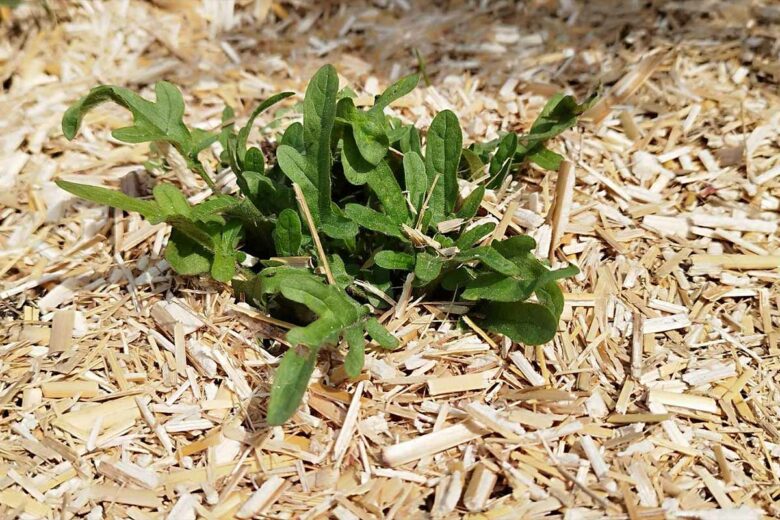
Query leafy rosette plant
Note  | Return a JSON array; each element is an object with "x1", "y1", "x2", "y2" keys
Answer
[{"x1": 58, "y1": 65, "x2": 593, "y2": 425}]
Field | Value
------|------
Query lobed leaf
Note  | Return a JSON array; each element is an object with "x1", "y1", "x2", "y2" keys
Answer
[{"x1": 56, "y1": 180, "x2": 164, "y2": 223}]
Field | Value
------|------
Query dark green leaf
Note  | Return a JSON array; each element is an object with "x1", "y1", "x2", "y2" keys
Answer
[
  {"x1": 267, "y1": 346, "x2": 318, "y2": 426},
  {"x1": 478, "y1": 301, "x2": 558, "y2": 345},
  {"x1": 425, "y1": 110, "x2": 462, "y2": 221},
  {"x1": 273, "y1": 208, "x2": 303, "y2": 256},
  {"x1": 303, "y1": 64, "x2": 339, "y2": 221},
  {"x1": 403, "y1": 151, "x2": 427, "y2": 215},
  {"x1": 341, "y1": 98, "x2": 388, "y2": 166},
  {"x1": 461, "y1": 273, "x2": 535, "y2": 302},
  {"x1": 455, "y1": 222, "x2": 495, "y2": 250},
  {"x1": 455, "y1": 246, "x2": 520, "y2": 277},
  {"x1": 455, "y1": 185, "x2": 484, "y2": 220},
  {"x1": 344, "y1": 204, "x2": 405, "y2": 239},
  {"x1": 365, "y1": 161, "x2": 409, "y2": 224},
  {"x1": 414, "y1": 251, "x2": 443, "y2": 282},
  {"x1": 374, "y1": 250, "x2": 415, "y2": 270}
]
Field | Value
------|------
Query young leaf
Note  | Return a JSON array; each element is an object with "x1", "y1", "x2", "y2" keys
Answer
[
  {"x1": 364, "y1": 317, "x2": 399, "y2": 350},
  {"x1": 56, "y1": 180, "x2": 164, "y2": 223},
  {"x1": 403, "y1": 151, "x2": 427, "y2": 215},
  {"x1": 399, "y1": 125, "x2": 422, "y2": 156},
  {"x1": 461, "y1": 148, "x2": 484, "y2": 179},
  {"x1": 478, "y1": 301, "x2": 558, "y2": 345},
  {"x1": 266, "y1": 346, "x2": 318, "y2": 426},
  {"x1": 372, "y1": 73, "x2": 419, "y2": 112},
  {"x1": 425, "y1": 110, "x2": 462, "y2": 222},
  {"x1": 491, "y1": 235, "x2": 537, "y2": 260},
  {"x1": 272, "y1": 208, "x2": 303, "y2": 256},
  {"x1": 280, "y1": 121, "x2": 304, "y2": 151},
  {"x1": 374, "y1": 250, "x2": 415, "y2": 270}
]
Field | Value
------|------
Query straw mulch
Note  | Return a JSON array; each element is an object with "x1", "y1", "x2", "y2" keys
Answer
[{"x1": 1, "y1": 1, "x2": 779, "y2": 518}]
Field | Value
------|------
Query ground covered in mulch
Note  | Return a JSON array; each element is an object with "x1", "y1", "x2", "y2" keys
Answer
[{"x1": 1, "y1": 1, "x2": 779, "y2": 518}]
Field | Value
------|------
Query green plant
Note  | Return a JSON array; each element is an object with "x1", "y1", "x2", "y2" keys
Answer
[{"x1": 57, "y1": 65, "x2": 593, "y2": 425}]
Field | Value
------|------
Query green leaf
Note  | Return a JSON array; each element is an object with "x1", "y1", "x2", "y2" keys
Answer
[
  {"x1": 372, "y1": 73, "x2": 419, "y2": 112},
  {"x1": 344, "y1": 204, "x2": 405, "y2": 239},
  {"x1": 455, "y1": 185, "x2": 484, "y2": 220},
  {"x1": 455, "y1": 222, "x2": 495, "y2": 250},
  {"x1": 414, "y1": 251, "x2": 443, "y2": 282},
  {"x1": 364, "y1": 317, "x2": 399, "y2": 349},
  {"x1": 63, "y1": 82, "x2": 189, "y2": 145},
  {"x1": 153, "y1": 183, "x2": 191, "y2": 218},
  {"x1": 478, "y1": 301, "x2": 558, "y2": 345},
  {"x1": 515, "y1": 92, "x2": 597, "y2": 167},
  {"x1": 236, "y1": 92, "x2": 294, "y2": 166},
  {"x1": 340, "y1": 98, "x2": 389, "y2": 165},
  {"x1": 344, "y1": 325, "x2": 365, "y2": 378},
  {"x1": 461, "y1": 273, "x2": 535, "y2": 302},
  {"x1": 374, "y1": 250, "x2": 415, "y2": 270},
  {"x1": 340, "y1": 130, "x2": 372, "y2": 185},
  {"x1": 486, "y1": 132, "x2": 518, "y2": 189},
  {"x1": 244, "y1": 147, "x2": 265, "y2": 174},
  {"x1": 267, "y1": 346, "x2": 318, "y2": 426},
  {"x1": 277, "y1": 144, "x2": 318, "y2": 213},
  {"x1": 365, "y1": 161, "x2": 409, "y2": 224},
  {"x1": 273, "y1": 208, "x2": 303, "y2": 256},
  {"x1": 400, "y1": 126, "x2": 422, "y2": 156},
  {"x1": 190, "y1": 195, "x2": 241, "y2": 222},
  {"x1": 165, "y1": 229, "x2": 212, "y2": 275},
  {"x1": 281, "y1": 121, "x2": 304, "y2": 151},
  {"x1": 491, "y1": 235, "x2": 536, "y2": 260},
  {"x1": 259, "y1": 268, "x2": 367, "y2": 349},
  {"x1": 425, "y1": 110, "x2": 462, "y2": 222},
  {"x1": 461, "y1": 148, "x2": 484, "y2": 179},
  {"x1": 210, "y1": 220, "x2": 243, "y2": 282},
  {"x1": 528, "y1": 147, "x2": 563, "y2": 171},
  {"x1": 56, "y1": 180, "x2": 164, "y2": 223},
  {"x1": 403, "y1": 151, "x2": 427, "y2": 215},
  {"x1": 303, "y1": 64, "x2": 340, "y2": 222},
  {"x1": 455, "y1": 246, "x2": 520, "y2": 277},
  {"x1": 62, "y1": 81, "x2": 215, "y2": 187}
]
